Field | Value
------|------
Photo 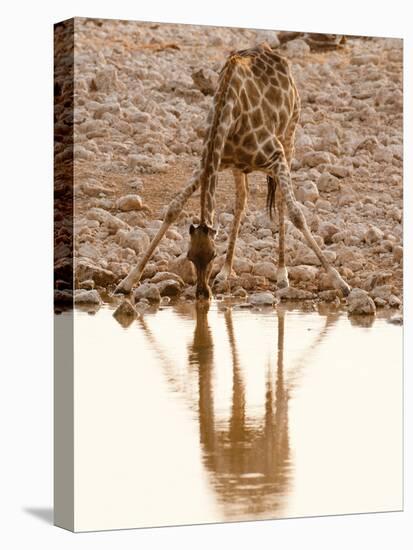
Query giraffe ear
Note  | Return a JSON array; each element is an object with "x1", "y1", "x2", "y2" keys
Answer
[{"x1": 189, "y1": 224, "x2": 196, "y2": 235}]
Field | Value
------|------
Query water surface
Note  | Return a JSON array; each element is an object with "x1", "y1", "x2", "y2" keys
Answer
[{"x1": 63, "y1": 300, "x2": 402, "y2": 531}]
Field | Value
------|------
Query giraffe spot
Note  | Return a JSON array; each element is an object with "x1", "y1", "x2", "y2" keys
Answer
[
  {"x1": 235, "y1": 149, "x2": 254, "y2": 168},
  {"x1": 269, "y1": 74, "x2": 281, "y2": 88},
  {"x1": 260, "y1": 72, "x2": 270, "y2": 87},
  {"x1": 254, "y1": 150, "x2": 267, "y2": 166},
  {"x1": 262, "y1": 51, "x2": 276, "y2": 65},
  {"x1": 251, "y1": 64, "x2": 264, "y2": 79},
  {"x1": 279, "y1": 109, "x2": 288, "y2": 132},
  {"x1": 249, "y1": 107, "x2": 264, "y2": 128},
  {"x1": 223, "y1": 142, "x2": 234, "y2": 158},
  {"x1": 278, "y1": 73, "x2": 290, "y2": 89},
  {"x1": 231, "y1": 74, "x2": 242, "y2": 89},
  {"x1": 240, "y1": 87, "x2": 251, "y2": 111},
  {"x1": 275, "y1": 60, "x2": 289, "y2": 74},
  {"x1": 244, "y1": 78, "x2": 261, "y2": 104},
  {"x1": 254, "y1": 58, "x2": 266, "y2": 72},
  {"x1": 256, "y1": 126, "x2": 271, "y2": 143},
  {"x1": 263, "y1": 139, "x2": 276, "y2": 156},
  {"x1": 242, "y1": 132, "x2": 258, "y2": 151},
  {"x1": 266, "y1": 85, "x2": 282, "y2": 106},
  {"x1": 232, "y1": 101, "x2": 241, "y2": 120}
]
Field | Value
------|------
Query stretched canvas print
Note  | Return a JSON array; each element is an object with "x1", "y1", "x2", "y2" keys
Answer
[{"x1": 54, "y1": 17, "x2": 403, "y2": 532}]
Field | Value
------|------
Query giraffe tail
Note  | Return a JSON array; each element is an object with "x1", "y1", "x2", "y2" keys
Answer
[{"x1": 266, "y1": 175, "x2": 277, "y2": 219}]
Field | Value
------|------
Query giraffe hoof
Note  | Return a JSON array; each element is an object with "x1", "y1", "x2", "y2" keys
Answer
[
  {"x1": 113, "y1": 282, "x2": 133, "y2": 295},
  {"x1": 276, "y1": 267, "x2": 289, "y2": 289},
  {"x1": 213, "y1": 267, "x2": 236, "y2": 285},
  {"x1": 340, "y1": 282, "x2": 351, "y2": 297},
  {"x1": 276, "y1": 278, "x2": 289, "y2": 290},
  {"x1": 328, "y1": 268, "x2": 350, "y2": 297}
]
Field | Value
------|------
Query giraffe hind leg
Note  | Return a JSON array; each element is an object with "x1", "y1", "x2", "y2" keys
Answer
[
  {"x1": 275, "y1": 185, "x2": 289, "y2": 289},
  {"x1": 269, "y1": 143, "x2": 351, "y2": 297}
]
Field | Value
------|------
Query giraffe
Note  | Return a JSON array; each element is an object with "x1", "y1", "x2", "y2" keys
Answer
[{"x1": 115, "y1": 43, "x2": 350, "y2": 299}]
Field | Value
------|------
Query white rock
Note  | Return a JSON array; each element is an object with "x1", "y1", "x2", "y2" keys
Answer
[
  {"x1": 219, "y1": 212, "x2": 235, "y2": 225},
  {"x1": 76, "y1": 259, "x2": 116, "y2": 286},
  {"x1": 116, "y1": 228, "x2": 150, "y2": 254},
  {"x1": 74, "y1": 145, "x2": 93, "y2": 161},
  {"x1": 94, "y1": 102, "x2": 120, "y2": 117},
  {"x1": 317, "y1": 173, "x2": 340, "y2": 193},
  {"x1": 338, "y1": 193, "x2": 355, "y2": 207},
  {"x1": 288, "y1": 265, "x2": 318, "y2": 282},
  {"x1": 156, "y1": 279, "x2": 182, "y2": 297},
  {"x1": 133, "y1": 283, "x2": 161, "y2": 302},
  {"x1": 252, "y1": 261, "x2": 277, "y2": 281},
  {"x1": 389, "y1": 295, "x2": 402, "y2": 307},
  {"x1": 88, "y1": 207, "x2": 129, "y2": 232},
  {"x1": 78, "y1": 242, "x2": 100, "y2": 261},
  {"x1": 166, "y1": 229, "x2": 183, "y2": 241},
  {"x1": 324, "y1": 164, "x2": 352, "y2": 178},
  {"x1": 347, "y1": 288, "x2": 376, "y2": 315},
  {"x1": 318, "y1": 221, "x2": 340, "y2": 243},
  {"x1": 303, "y1": 151, "x2": 332, "y2": 167},
  {"x1": 387, "y1": 315, "x2": 403, "y2": 325},
  {"x1": 78, "y1": 279, "x2": 94, "y2": 290},
  {"x1": 285, "y1": 38, "x2": 310, "y2": 57},
  {"x1": 364, "y1": 225, "x2": 384, "y2": 244},
  {"x1": 233, "y1": 258, "x2": 253, "y2": 274},
  {"x1": 116, "y1": 194, "x2": 143, "y2": 211},
  {"x1": 93, "y1": 67, "x2": 119, "y2": 92},
  {"x1": 351, "y1": 54, "x2": 380, "y2": 66},
  {"x1": 82, "y1": 181, "x2": 110, "y2": 197},
  {"x1": 151, "y1": 271, "x2": 185, "y2": 286},
  {"x1": 277, "y1": 287, "x2": 316, "y2": 301},
  {"x1": 168, "y1": 255, "x2": 196, "y2": 284},
  {"x1": 249, "y1": 292, "x2": 275, "y2": 306},
  {"x1": 389, "y1": 207, "x2": 402, "y2": 223},
  {"x1": 251, "y1": 238, "x2": 274, "y2": 251},
  {"x1": 296, "y1": 182, "x2": 319, "y2": 203},
  {"x1": 74, "y1": 289, "x2": 101, "y2": 305},
  {"x1": 370, "y1": 285, "x2": 393, "y2": 301},
  {"x1": 316, "y1": 199, "x2": 333, "y2": 211}
]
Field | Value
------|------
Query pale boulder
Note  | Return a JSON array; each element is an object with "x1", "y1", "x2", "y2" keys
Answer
[
  {"x1": 116, "y1": 194, "x2": 143, "y2": 212},
  {"x1": 347, "y1": 288, "x2": 376, "y2": 315},
  {"x1": 74, "y1": 289, "x2": 101, "y2": 305},
  {"x1": 252, "y1": 261, "x2": 278, "y2": 281},
  {"x1": 249, "y1": 292, "x2": 276, "y2": 306}
]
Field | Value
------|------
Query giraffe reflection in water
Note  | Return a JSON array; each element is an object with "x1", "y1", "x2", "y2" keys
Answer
[
  {"x1": 188, "y1": 303, "x2": 290, "y2": 519},
  {"x1": 138, "y1": 303, "x2": 339, "y2": 521}
]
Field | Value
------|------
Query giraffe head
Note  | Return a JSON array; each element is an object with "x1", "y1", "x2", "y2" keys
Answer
[{"x1": 187, "y1": 223, "x2": 217, "y2": 300}]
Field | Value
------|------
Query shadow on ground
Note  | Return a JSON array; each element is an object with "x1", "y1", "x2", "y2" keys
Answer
[{"x1": 24, "y1": 507, "x2": 53, "y2": 524}]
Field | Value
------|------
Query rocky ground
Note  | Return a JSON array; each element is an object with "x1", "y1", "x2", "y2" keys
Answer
[{"x1": 55, "y1": 18, "x2": 403, "y2": 316}]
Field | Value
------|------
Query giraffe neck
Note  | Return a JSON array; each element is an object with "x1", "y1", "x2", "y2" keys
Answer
[{"x1": 200, "y1": 55, "x2": 239, "y2": 226}]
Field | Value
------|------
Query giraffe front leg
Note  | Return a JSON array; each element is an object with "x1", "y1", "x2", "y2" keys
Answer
[
  {"x1": 214, "y1": 171, "x2": 247, "y2": 286},
  {"x1": 114, "y1": 169, "x2": 201, "y2": 294}
]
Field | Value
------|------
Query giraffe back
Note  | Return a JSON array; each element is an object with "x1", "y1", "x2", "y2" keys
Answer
[{"x1": 221, "y1": 45, "x2": 301, "y2": 172}]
